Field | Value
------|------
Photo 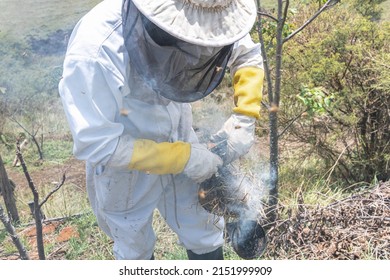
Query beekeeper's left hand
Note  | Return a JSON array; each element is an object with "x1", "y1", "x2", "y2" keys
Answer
[{"x1": 210, "y1": 113, "x2": 255, "y2": 164}]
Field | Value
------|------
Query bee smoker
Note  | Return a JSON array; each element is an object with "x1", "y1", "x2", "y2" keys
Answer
[
  {"x1": 226, "y1": 219, "x2": 267, "y2": 260},
  {"x1": 198, "y1": 142, "x2": 267, "y2": 259}
]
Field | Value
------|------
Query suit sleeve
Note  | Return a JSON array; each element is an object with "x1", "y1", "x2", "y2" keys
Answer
[
  {"x1": 227, "y1": 34, "x2": 265, "y2": 118},
  {"x1": 59, "y1": 55, "x2": 133, "y2": 168}
]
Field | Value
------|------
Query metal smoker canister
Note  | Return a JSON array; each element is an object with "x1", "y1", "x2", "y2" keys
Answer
[{"x1": 198, "y1": 163, "x2": 267, "y2": 259}]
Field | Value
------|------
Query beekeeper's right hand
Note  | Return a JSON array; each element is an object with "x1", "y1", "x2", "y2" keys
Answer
[
  {"x1": 128, "y1": 139, "x2": 221, "y2": 183},
  {"x1": 183, "y1": 143, "x2": 222, "y2": 183}
]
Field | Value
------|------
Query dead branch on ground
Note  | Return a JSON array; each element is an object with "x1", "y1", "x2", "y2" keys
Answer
[{"x1": 263, "y1": 181, "x2": 390, "y2": 259}]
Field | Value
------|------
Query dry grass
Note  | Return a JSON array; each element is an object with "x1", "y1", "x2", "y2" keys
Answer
[{"x1": 380, "y1": 0, "x2": 390, "y2": 22}]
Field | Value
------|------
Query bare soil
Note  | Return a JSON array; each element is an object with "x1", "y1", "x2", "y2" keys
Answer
[
  {"x1": 6, "y1": 157, "x2": 86, "y2": 192},
  {"x1": 1, "y1": 157, "x2": 86, "y2": 260}
]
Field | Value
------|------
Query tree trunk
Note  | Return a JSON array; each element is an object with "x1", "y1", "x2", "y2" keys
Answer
[
  {"x1": 0, "y1": 155, "x2": 20, "y2": 223},
  {"x1": 31, "y1": 135, "x2": 44, "y2": 161},
  {"x1": 0, "y1": 203, "x2": 29, "y2": 259},
  {"x1": 268, "y1": 111, "x2": 279, "y2": 222},
  {"x1": 257, "y1": 0, "x2": 340, "y2": 224},
  {"x1": 16, "y1": 145, "x2": 46, "y2": 260}
]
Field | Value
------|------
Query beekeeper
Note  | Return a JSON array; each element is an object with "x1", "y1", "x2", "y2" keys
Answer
[{"x1": 59, "y1": 0, "x2": 264, "y2": 260}]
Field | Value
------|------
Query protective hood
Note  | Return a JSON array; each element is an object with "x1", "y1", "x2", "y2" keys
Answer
[{"x1": 122, "y1": 0, "x2": 233, "y2": 102}]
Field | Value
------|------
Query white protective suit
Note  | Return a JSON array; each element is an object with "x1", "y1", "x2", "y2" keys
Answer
[{"x1": 59, "y1": 0, "x2": 263, "y2": 260}]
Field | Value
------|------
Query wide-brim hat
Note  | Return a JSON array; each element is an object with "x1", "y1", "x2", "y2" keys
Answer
[{"x1": 130, "y1": 0, "x2": 257, "y2": 47}]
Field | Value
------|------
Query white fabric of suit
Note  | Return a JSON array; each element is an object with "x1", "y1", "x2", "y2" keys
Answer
[{"x1": 59, "y1": 0, "x2": 263, "y2": 259}]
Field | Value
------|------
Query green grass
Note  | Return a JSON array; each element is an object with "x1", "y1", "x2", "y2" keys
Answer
[
  {"x1": 41, "y1": 140, "x2": 73, "y2": 164},
  {"x1": 63, "y1": 212, "x2": 114, "y2": 260},
  {"x1": 0, "y1": 0, "x2": 101, "y2": 40},
  {"x1": 0, "y1": 228, "x2": 7, "y2": 244},
  {"x1": 278, "y1": 145, "x2": 350, "y2": 211}
]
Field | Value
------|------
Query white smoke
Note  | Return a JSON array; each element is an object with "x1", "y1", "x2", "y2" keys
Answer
[
  {"x1": 193, "y1": 95, "x2": 269, "y2": 222},
  {"x1": 193, "y1": 95, "x2": 269, "y2": 258}
]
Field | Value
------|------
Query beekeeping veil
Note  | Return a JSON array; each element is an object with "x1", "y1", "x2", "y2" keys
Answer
[{"x1": 122, "y1": 0, "x2": 257, "y2": 102}]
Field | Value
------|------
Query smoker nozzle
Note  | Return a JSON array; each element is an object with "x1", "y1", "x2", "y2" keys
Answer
[{"x1": 226, "y1": 220, "x2": 267, "y2": 260}]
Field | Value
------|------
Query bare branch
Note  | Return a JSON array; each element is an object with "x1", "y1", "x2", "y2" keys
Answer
[
  {"x1": 282, "y1": 0, "x2": 290, "y2": 28},
  {"x1": 12, "y1": 138, "x2": 28, "y2": 167},
  {"x1": 261, "y1": 101, "x2": 270, "y2": 110},
  {"x1": 16, "y1": 141, "x2": 46, "y2": 260},
  {"x1": 9, "y1": 117, "x2": 32, "y2": 138},
  {"x1": 0, "y1": 203, "x2": 30, "y2": 260},
  {"x1": 11, "y1": 117, "x2": 44, "y2": 160},
  {"x1": 39, "y1": 173, "x2": 66, "y2": 208},
  {"x1": 283, "y1": 0, "x2": 340, "y2": 44},
  {"x1": 0, "y1": 155, "x2": 20, "y2": 222},
  {"x1": 257, "y1": 10, "x2": 278, "y2": 22},
  {"x1": 273, "y1": 0, "x2": 286, "y2": 106},
  {"x1": 16, "y1": 141, "x2": 38, "y2": 198},
  {"x1": 22, "y1": 212, "x2": 88, "y2": 227},
  {"x1": 256, "y1": 0, "x2": 274, "y2": 101},
  {"x1": 278, "y1": 110, "x2": 307, "y2": 139}
]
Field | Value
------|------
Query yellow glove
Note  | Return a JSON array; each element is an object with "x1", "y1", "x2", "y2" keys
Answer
[
  {"x1": 129, "y1": 139, "x2": 191, "y2": 174},
  {"x1": 232, "y1": 67, "x2": 264, "y2": 119},
  {"x1": 128, "y1": 140, "x2": 222, "y2": 182}
]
